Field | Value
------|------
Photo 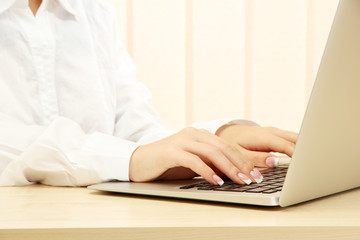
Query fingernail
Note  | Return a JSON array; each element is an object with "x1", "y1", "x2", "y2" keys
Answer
[
  {"x1": 238, "y1": 173, "x2": 252, "y2": 185},
  {"x1": 213, "y1": 175, "x2": 224, "y2": 186},
  {"x1": 266, "y1": 157, "x2": 291, "y2": 166},
  {"x1": 278, "y1": 157, "x2": 292, "y2": 165},
  {"x1": 266, "y1": 157, "x2": 279, "y2": 167},
  {"x1": 250, "y1": 169, "x2": 263, "y2": 184}
]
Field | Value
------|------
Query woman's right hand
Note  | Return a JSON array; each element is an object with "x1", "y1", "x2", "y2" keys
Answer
[{"x1": 129, "y1": 127, "x2": 263, "y2": 186}]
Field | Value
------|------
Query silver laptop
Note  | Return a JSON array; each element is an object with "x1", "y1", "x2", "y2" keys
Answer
[{"x1": 89, "y1": 0, "x2": 360, "y2": 207}]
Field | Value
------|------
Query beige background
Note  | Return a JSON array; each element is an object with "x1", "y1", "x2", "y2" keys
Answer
[{"x1": 103, "y1": 0, "x2": 339, "y2": 132}]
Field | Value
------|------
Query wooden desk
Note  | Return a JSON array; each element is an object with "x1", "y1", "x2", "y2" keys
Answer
[{"x1": 1, "y1": 185, "x2": 360, "y2": 240}]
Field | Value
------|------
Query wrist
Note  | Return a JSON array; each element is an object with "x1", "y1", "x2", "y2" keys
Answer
[{"x1": 129, "y1": 145, "x2": 144, "y2": 182}]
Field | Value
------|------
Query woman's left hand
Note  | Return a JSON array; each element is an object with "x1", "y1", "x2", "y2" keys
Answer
[{"x1": 216, "y1": 124, "x2": 298, "y2": 167}]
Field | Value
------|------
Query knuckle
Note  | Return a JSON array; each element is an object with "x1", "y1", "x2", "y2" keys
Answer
[
  {"x1": 207, "y1": 146, "x2": 222, "y2": 157},
  {"x1": 179, "y1": 127, "x2": 196, "y2": 137},
  {"x1": 203, "y1": 167, "x2": 215, "y2": 177},
  {"x1": 240, "y1": 162, "x2": 255, "y2": 173},
  {"x1": 222, "y1": 143, "x2": 234, "y2": 153},
  {"x1": 241, "y1": 153, "x2": 255, "y2": 164},
  {"x1": 229, "y1": 166, "x2": 240, "y2": 175},
  {"x1": 224, "y1": 143, "x2": 236, "y2": 151},
  {"x1": 223, "y1": 141, "x2": 239, "y2": 153},
  {"x1": 181, "y1": 127, "x2": 197, "y2": 136}
]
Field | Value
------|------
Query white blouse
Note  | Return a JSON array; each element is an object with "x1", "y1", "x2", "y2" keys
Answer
[{"x1": 0, "y1": 0, "x2": 230, "y2": 186}]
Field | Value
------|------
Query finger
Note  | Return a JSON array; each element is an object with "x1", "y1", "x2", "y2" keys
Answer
[
  {"x1": 176, "y1": 151, "x2": 225, "y2": 186},
  {"x1": 197, "y1": 130, "x2": 265, "y2": 184},
  {"x1": 180, "y1": 128, "x2": 263, "y2": 184},
  {"x1": 238, "y1": 148, "x2": 291, "y2": 167},
  {"x1": 195, "y1": 129, "x2": 254, "y2": 173},
  {"x1": 238, "y1": 146, "x2": 273, "y2": 168},
  {"x1": 184, "y1": 141, "x2": 255, "y2": 185},
  {"x1": 240, "y1": 129, "x2": 296, "y2": 156},
  {"x1": 266, "y1": 135, "x2": 296, "y2": 157},
  {"x1": 269, "y1": 157, "x2": 292, "y2": 166},
  {"x1": 268, "y1": 127, "x2": 298, "y2": 144}
]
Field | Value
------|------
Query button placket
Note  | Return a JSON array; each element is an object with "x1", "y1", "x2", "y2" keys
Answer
[{"x1": 28, "y1": 12, "x2": 59, "y2": 125}]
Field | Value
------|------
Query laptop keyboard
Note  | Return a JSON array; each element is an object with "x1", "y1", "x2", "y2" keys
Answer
[{"x1": 180, "y1": 167, "x2": 288, "y2": 194}]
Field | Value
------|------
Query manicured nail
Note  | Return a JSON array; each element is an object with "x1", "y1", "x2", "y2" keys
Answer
[
  {"x1": 213, "y1": 175, "x2": 224, "y2": 186},
  {"x1": 266, "y1": 157, "x2": 279, "y2": 167},
  {"x1": 238, "y1": 173, "x2": 252, "y2": 185},
  {"x1": 278, "y1": 157, "x2": 291, "y2": 165},
  {"x1": 266, "y1": 157, "x2": 291, "y2": 167},
  {"x1": 250, "y1": 169, "x2": 263, "y2": 184}
]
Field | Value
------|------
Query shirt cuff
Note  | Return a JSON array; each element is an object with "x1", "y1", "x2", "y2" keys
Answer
[{"x1": 71, "y1": 132, "x2": 139, "y2": 184}]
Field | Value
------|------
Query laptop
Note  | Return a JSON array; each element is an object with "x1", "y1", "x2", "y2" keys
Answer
[{"x1": 89, "y1": 0, "x2": 360, "y2": 207}]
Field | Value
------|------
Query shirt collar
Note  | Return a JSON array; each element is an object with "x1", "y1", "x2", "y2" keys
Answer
[
  {"x1": 0, "y1": 0, "x2": 78, "y2": 17},
  {"x1": 57, "y1": 0, "x2": 78, "y2": 17}
]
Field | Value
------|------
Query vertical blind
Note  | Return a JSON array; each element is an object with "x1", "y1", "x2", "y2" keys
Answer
[{"x1": 104, "y1": 0, "x2": 339, "y2": 132}]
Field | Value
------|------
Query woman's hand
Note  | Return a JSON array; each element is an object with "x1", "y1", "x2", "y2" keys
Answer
[
  {"x1": 129, "y1": 127, "x2": 263, "y2": 186},
  {"x1": 216, "y1": 124, "x2": 298, "y2": 167}
]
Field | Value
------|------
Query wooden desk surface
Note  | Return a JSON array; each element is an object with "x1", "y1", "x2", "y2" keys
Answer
[{"x1": 1, "y1": 185, "x2": 360, "y2": 240}]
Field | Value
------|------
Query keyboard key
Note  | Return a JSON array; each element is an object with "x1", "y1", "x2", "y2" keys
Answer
[
  {"x1": 262, "y1": 189, "x2": 280, "y2": 194},
  {"x1": 197, "y1": 187, "x2": 218, "y2": 190},
  {"x1": 214, "y1": 188, "x2": 246, "y2": 192},
  {"x1": 245, "y1": 187, "x2": 273, "y2": 193},
  {"x1": 179, "y1": 184, "x2": 198, "y2": 189},
  {"x1": 245, "y1": 189, "x2": 264, "y2": 193},
  {"x1": 179, "y1": 166, "x2": 288, "y2": 194}
]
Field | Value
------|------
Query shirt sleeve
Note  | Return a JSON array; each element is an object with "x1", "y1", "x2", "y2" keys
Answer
[
  {"x1": 109, "y1": 7, "x2": 171, "y2": 145},
  {"x1": 0, "y1": 114, "x2": 140, "y2": 186}
]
